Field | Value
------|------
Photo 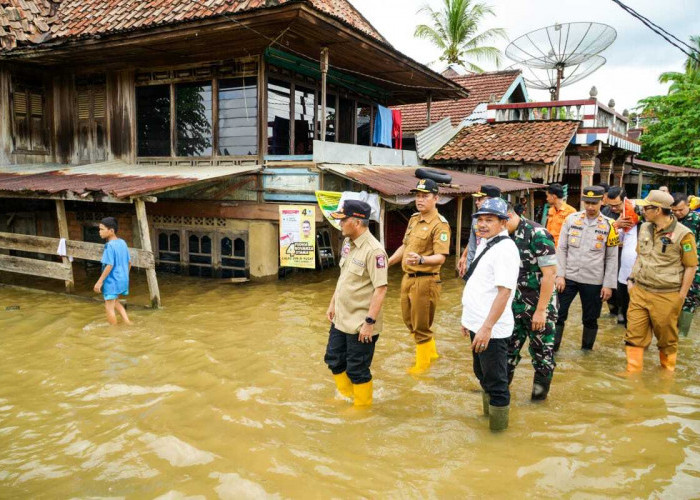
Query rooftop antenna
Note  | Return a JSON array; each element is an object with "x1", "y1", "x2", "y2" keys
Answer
[{"x1": 505, "y1": 22, "x2": 616, "y2": 100}]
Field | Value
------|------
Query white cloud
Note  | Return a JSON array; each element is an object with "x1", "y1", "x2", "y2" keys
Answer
[{"x1": 350, "y1": 0, "x2": 699, "y2": 110}]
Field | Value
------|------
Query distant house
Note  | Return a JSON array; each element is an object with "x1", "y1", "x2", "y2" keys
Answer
[{"x1": 392, "y1": 69, "x2": 529, "y2": 149}]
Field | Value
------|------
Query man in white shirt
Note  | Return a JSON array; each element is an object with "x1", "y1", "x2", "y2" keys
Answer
[{"x1": 461, "y1": 198, "x2": 520, "y2": 432}]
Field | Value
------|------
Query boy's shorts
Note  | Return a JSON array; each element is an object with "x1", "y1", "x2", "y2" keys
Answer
[{"x1": 103, "y1": 291, "x2": 129, "y2": 301}]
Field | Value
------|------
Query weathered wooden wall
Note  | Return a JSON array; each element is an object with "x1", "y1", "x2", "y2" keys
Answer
[
  {"x1": 0, "y1": 65, "x2": 13, "y2": 165},
  {"x1": 52, "y1": 72, "x2": 77, "y2": 164},
  {"x1": 106, "y1": 69, "x2": 135, "y2": 162}
]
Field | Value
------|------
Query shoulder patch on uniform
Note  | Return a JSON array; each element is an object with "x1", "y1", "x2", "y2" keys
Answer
[
  {"x1": 376, "y1": 254, "x2": 386, "y2": 268},
  {"x1": 683, "y1": 242, "x2": 693, "y2": 252},
  {"x1": 440, "y1": 232, "x2": 448, "y2": 242},
  {"x1": 438, "y1": 214, "x2": 448, "y2": 223}
]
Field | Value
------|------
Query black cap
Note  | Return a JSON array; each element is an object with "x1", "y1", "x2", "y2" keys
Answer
[
  {"x1": 411, "y1": 178, "x2": 439, "y2": 194},
  {"x1": 547, "y1": 183, "x2": 565, "y2": 199},
  {"x1": 473, "y1": 184, "x2": 501, "y2": 198},
  {"x1": 331, "y1": 200, "x2": 371, "y2": 220},
  {"x1": 581, "y1": 185, "x2": 606, "y2": 203}
]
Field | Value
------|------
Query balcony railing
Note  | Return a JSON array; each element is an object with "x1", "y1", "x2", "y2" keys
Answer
[{"x1": 487, "y1": 99, "x2": 629, "y2": 135}]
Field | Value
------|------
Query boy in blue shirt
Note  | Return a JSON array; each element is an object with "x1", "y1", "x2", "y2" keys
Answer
[{"x1": 93, "y1": 217, "x2": 132, "y2": 325}]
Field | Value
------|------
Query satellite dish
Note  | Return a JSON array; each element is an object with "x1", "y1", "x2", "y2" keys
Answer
[
  {"x1": 508, "y1": 56, "x2": 606, "y2": 100},
  {"x1": 506, "y1": 22, "x2": 616, "y2": 100}
]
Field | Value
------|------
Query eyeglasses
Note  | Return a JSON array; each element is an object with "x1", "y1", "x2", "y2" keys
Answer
[{"x1": 642, "y1": 205, "x2": 659, "y2": 212}]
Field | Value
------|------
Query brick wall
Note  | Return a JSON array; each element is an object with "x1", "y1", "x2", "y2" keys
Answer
[{"x1": 66, "y1": 211, "x2": 135, "y2": 247}]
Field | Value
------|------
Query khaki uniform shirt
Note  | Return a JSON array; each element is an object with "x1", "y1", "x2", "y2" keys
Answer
[
  {"x1": 557, "y1": 211, "x2": 619, "y2": 288},
  {"x1": 401, "y1": 209, "x2": 451, "y2": 273},
  {"x1": 333, "y1": 230, "x2": 389, "y2": 334},
  {"x1": 631, "y1": 219, "x2": 698, "y2": 291}
]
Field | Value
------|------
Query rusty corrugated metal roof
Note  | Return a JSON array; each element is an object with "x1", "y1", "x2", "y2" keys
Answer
[
  {"x1": 0, "y1": 160, "x2": 261, "y2": 200},
  {"x1": 319, "y1": 164, "x2": 545, "y2": 197},
  {"x1": 631, "y1": 159, "x2": 700, "y2": 176}
]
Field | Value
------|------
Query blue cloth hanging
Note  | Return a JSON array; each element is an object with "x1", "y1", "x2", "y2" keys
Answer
[{"x1": 373, "y1": 105, "x2": 393, "y2": 148}]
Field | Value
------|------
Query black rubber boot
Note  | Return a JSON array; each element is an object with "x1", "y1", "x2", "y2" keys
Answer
[
  {"x1": 553, "y1": 324, "x2": 565, "y2": 352},
  {"x1": 531, "y1": 374, "x2": 551, "y2": 401},
  {"x1": 581, "y1": 327, "x2": 598, "y2": 350}
]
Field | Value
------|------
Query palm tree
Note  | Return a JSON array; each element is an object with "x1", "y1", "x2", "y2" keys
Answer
[
  {"x1": 684, "y1": 35, "x2": 699, "y2": 77},
  {"x1": 414, "y1": 0, "x2": 506, "y2": 73},
  {"x1": 659, "y1": 35, "x2": 700, "y2": 92}
]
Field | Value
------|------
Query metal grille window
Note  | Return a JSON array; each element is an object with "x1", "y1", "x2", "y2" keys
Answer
[
  {"x1": 220, "y1": 235, "x2": 248, "y2": 278},
  {"x1": 157, "y1": 231, "x2": 181, "y2": 274},
  {"x1": 188, "y1": 232, "x2": 213, "y2": 277}
]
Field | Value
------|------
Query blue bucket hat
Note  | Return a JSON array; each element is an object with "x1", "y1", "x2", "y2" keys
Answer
[{"x1": 474, "y1": 198, "x2": 509, "y2": 220}]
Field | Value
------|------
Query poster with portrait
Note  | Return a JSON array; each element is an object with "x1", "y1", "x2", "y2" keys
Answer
[{"x1": 279, "y1": 205, "x2": 316, "y2": 269}]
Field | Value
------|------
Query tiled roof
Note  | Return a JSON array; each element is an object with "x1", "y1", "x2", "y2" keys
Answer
[
  {"x1": 432, "y1": 121, "x2": 579, "y2": 165},
  {"x1": 393, "y1": 70, "x2": 521, "y2": 134},
  {"x1": 0, "y1": 0, "x2": 385, "y2": 51}
]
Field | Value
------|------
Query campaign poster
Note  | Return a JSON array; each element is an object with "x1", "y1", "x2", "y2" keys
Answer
[{"x1": 279, "y1": 205, "x2": 316, "y2": 269}]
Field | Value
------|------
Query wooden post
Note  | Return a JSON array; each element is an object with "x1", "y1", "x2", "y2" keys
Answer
[
  {"x1": 320, "y1": 47, "x2": 329, "y2": 142},
  {"x1": 427, "y1": 93, "x2": 433, "y2": 126},
  {"x1": 637, "y1": 170, "x2": 643, "y2": 199},
  {"x1": 528, "y1": 189, "x2": 535, "y2": 220},
  {"x1": 379, "y1": 199, "x2": 386, "y2": 247},
  {"x1": 134, "y1": 199, "x2": 161, "y2": 308},
  {"x1": 55, "y1": 200, "x2": 75, "y2": 293},
  {"x1": 695, "y1": 177, "x2": 699, "y2": 196},
  {"x1": 455, "y1": 196, "x2": 463, "y2": 274}
]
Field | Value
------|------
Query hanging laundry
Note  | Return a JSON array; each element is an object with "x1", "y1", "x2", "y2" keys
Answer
[
  {"x1": 391, "y1": 109, "x2": 403, "y2": 150},
  {"x1": 373, "y1": 105, "x2": 393, "y2": 148}
]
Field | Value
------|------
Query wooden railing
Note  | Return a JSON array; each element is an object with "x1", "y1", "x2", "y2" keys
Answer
[{"x1": 0, "y1": 232, "x2": 155, "y2": 286}]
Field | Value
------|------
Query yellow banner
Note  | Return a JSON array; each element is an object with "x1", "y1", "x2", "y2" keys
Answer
[
  {"x1": 315, "y1": 190, "x2": 342, "y2": 230},
  {"x1": 279, "y1": 205, "x2": 316, "y2": 269}
]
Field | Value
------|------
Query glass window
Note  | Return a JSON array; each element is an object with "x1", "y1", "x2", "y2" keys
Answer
[
  {"x1": 137, "y1": 85, "x2": 171, "y2": 156},
  {"x1": 219, "y1": 77, "x2": 258, "y2": 156},
  {"x1": 294, "y1": 86, "x2": 315, "y2": 155},
  {"x1": 157, "y1": 231, "x2": 181, "y2": 274},
  {"x1": 338, "y1": 98, "x2": 355, "y2": 144},
  {"x1": 357, "y1": 104, "x2": 371, "y2": 146},
  {"x1": 221, "y1": 235, "x2": 248, "y2": 279},
  {"x1": 176, "y1": 82, "x2": 213, "y2": 157},
  {"x1": 267, "y1": 79, "x2": 291, "y2": 155},
  {"x1": 188, "y1": 233, "x2": 213, "y2": 277}
]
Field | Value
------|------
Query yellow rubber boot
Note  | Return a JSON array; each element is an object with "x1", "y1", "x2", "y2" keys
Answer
[
  {"x1": 333, "y1": 372, "x2": 354, "y2": 399},
  {"x1": 625, "y1": 346, "x2": 644, "y2": 373},
  {"x1": 659, "y1": 351, "x2": 677, "y2": 372},
  {"x1": 408, "y1": 341, "x2": 432, "y2": 375},
  {"x1": 427, "y1": 338, "x2": 439, "y2": 361},
  {"x1": 352, "y1": 380, "x2": 373, "y2": 407}
]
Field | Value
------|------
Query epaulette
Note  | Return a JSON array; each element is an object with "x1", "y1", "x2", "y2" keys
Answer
[
  {"x1": 438, "y1": 214, "x2": 448, "y2": 223},
  {"x1": 411, "y1": 212, "x2": 420, "y2": 217}
]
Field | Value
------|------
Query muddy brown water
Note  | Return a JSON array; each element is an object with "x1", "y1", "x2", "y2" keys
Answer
[{"x1": 1, "y1": 268, "x2": 699, "y2": 498}]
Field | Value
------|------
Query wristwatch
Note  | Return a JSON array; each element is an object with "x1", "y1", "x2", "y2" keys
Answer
[
  {"x1": 418, "y1": 255, "x2": 425, "y2": 265},
  {"x1": 365, "y1": 316, "x2": 376, "y2": 325}
]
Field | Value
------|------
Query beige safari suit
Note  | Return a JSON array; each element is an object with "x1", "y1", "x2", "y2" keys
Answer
[{"x1": 334, "y1": 230, "x2": 389, "y2": 334}]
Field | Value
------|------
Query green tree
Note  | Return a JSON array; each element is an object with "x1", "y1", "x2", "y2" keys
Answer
[
  {"x1": 637, "y1": 72, "x2": 700, "y2": 168},
  {"x1": 414, "y1": 0, "x2": 506, "y2": 72},
  {"x1": 684, "y1": 35, "x2": 700, "y2": 77}
]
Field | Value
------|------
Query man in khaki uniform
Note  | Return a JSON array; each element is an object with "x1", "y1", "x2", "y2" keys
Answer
[
  {"x1": 325, "y1": 200, "x2": 388, "y2": 407},
  {"x1": 388, "y1": 178, "x2": 451, "y2": 374},
  {"x1": 624, "y1": 190, "x2": 698, "y2": 373}
]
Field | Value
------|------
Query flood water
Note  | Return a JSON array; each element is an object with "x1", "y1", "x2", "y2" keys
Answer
[{"x1": 1, "y1": 268, "x2": 699, "y2": 498}]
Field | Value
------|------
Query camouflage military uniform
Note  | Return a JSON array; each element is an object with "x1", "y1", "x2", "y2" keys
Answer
[
  {"x1": 508, "y1": 218, "x2": 559, "y2": 384},
  {"x1": 679, "y1": 211, "x2": 700, "y2": 313}
]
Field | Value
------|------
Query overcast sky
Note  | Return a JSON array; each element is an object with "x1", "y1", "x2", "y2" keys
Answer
[{"x1": 350, "y1": 0, "x2": 700, "y2": 111}]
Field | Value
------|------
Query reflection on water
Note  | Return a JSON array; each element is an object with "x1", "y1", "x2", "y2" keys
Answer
[{"x1": 1, "y1": 269, "x2": 699, "y2": 498}]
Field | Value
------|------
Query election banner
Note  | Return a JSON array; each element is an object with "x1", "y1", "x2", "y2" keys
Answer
[
  {"x1": 279, "y1": 205, "x2": 316, "y2": 269},
  {"x1": 315, "y1": 191, "x2": 342, "y2": 230}
]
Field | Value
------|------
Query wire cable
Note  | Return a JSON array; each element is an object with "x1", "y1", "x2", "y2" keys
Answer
[{"x1": 610, "y1": 0, "x2": 700, "y2": 64}]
